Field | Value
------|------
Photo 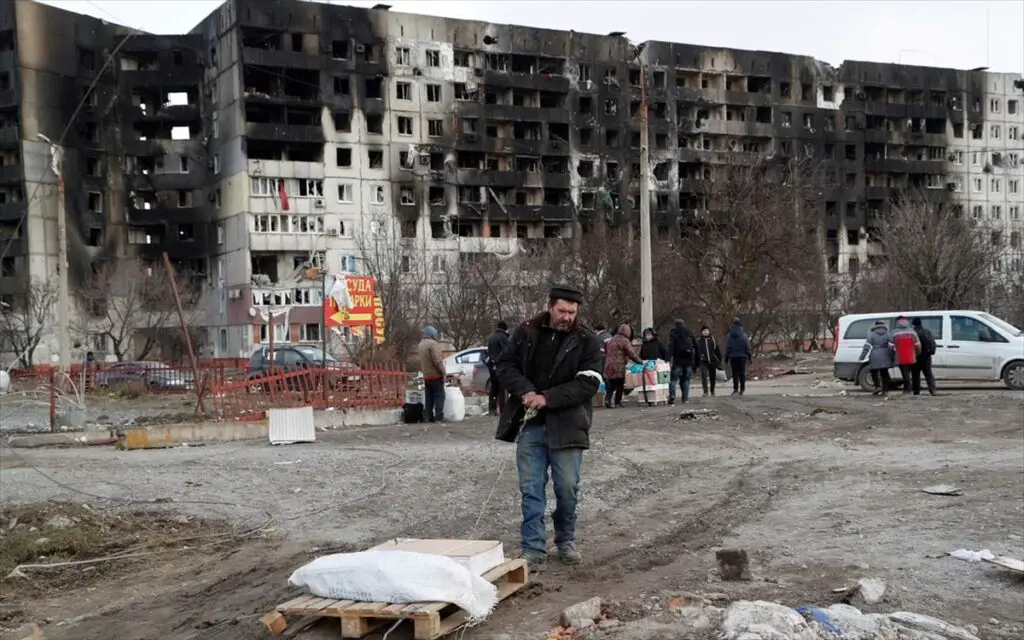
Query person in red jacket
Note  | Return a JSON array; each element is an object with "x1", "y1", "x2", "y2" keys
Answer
[{"x1": 890, "y1": 317, "x2": 922, "y2": 393}]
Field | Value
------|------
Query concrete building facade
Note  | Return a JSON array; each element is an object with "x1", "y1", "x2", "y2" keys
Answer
[{"x1": 0, "y1": 0, "x2": 1021, "y2": 362}]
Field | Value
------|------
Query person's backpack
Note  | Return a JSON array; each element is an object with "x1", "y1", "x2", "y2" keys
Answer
[{"x1": 919, "y1": 330, "x2": 937, "y2": 357}]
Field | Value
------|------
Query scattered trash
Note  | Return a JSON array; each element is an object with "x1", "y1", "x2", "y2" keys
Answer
[
  {"x1": 950, "y1": 548, "x2": 994, "y2": 563},
  {"x1": 715, "y1": 549, "x2": 751, "y2": 581},
  {"x1": 922, "y1": 485, "x2": 963, "y2": 496},
  {"x1": 853, "y1": 577, "x2": 886, "y2": 605},
  {"x1": 984, "y1": 555, "x2": 1024, "y2": 574},
  {"x1": 679, "y1": 408, "x2": 719, "y2": 421},
  {"x1": 560, "y1": 596, "x2": 602, "y2": 627}
]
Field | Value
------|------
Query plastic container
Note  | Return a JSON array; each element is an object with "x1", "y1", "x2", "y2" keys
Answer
[{"x1": 443, "y1": 386, "x2": 466, "y2": 422}]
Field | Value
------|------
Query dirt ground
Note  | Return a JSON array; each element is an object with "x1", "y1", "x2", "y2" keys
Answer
[{"x1": 1, "y1": 372, "x2": 1022, "y2": 640}]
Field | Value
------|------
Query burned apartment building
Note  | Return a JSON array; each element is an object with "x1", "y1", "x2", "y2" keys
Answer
[
  {"x1": 1, "y1": 0, "x2": 1020, "y2": 361},
  {"x1": 0, "y1": 0, "x2": 213, "y2": 363}
]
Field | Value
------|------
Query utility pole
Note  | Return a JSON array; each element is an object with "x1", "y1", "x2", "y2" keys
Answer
[
  {"x1": 638, "y1": 54, "x2": 654, "y2": 330},
  {"x1": 39, "y1": 135, "x2": 71, "y2": 369}
]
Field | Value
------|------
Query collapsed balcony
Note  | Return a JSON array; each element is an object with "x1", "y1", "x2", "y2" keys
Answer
[
  {"x1": 245, "y1": 104, "x2": 325, "y2": 144},
  {"x1": 130, "y1": 86, "x2": 201, "y2": 121},
  {"x1": 240, "y1": 27, "x2": 322, "y2": 70},
  {"x1": 244, "y1": 65, "x2": 321, "y2": 103}
]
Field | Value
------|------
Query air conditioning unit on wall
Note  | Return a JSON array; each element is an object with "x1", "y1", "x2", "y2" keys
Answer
[{"x1": 314, "y1": 198, "x2": 325, "y2": 209}]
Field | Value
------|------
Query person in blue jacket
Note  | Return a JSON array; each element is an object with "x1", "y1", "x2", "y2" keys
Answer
[{"x1": 724, "y1": 318, "x2": 752, "y2": 395}]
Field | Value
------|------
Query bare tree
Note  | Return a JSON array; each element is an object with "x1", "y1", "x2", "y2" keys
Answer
[
  {"x1": 0, "y1": 279, "x2": 57, "y2": 368},
  {"x1": 658, "y1": 155, "x2": 826, "y2": 342},
  {"x1": 353, "y1": 210, "x2": 429, "y2": 356},
  {"x1": 77, "y1": 260, "x2": 202, "y2": 361},
  {"x1": 429, "y1": 252, "x2": 503, "y2": 350},
  {"x1": 848, "y1": 192, "x2": 998, "y2": 312}
]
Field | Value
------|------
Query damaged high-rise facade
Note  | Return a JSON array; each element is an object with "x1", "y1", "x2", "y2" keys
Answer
[{"x1": 0, "y1": 0, "x2": 1021, "y2": 361}]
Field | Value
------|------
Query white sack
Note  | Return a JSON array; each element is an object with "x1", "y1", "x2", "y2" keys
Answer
[{"x1": 287, "y1": 549, "x2": 498, "y2": 620}]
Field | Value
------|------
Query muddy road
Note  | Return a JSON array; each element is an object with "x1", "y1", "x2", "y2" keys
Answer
[{"x1": 2, "y1": 384, "x2": 1022, "y2": 639}]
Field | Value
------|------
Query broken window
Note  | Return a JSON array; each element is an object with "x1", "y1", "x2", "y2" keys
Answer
[
  {"x1": 822, "y1": 85, "x2": 835, "y2": 102},
  {"x1": 428, "y1": 119, "x2": 444, "y2": 137},
  {"x1": 655, "y1": 133, "x2": 668, "y2": 149},
  {"x1": 779, "y1": 81, "x2": 791, "y2": 98},
  {"x1": 576, "y1": 160, "x2": 594, "y2": 178},
  {"x1": 87, "y1": 191, "x2": 103, "y2": 212},
  {"x1": 803, "y1": 113, "x2": 814, "y2": 129},
  {"x1": 781, "y1": 112, "x2": 792, "y2": 127},
  {"x1": 85, "y1": 122, "x2": 99, "y2": 142},
  {"x1": 453, "y1": 50, "x2": 472, "y2": 67},
  {"x1": 824, "y1": 143, "x2": 835, "y2": 158},
  {"x1": 365, "y1": 77, "x2": 382, "y2": 99},
  {"x1": 454, "y1": 83, "x2": 471, "y2": 100},
  {"x1": 332, "y1": 40, "x2": 349, "y2": 59},
  {"x1": 177, "y1": 224, "x2": 195, "y2": 241},
  {"x1": 395, "y1": 81, "x2": 411, "y2": 100},
  {"x1": 581, "y1": 192, "x2": 596, "y2": 209},
  {"x1": 605, "y1": 129, "x2": 619, "y2": 147},
  {"x1": 801, "y1": 83, "x2": 812, "y2": 100},
  {"x1": 177, "y1": 190, "x2": 192, "y2": 207},
  {"x1": 845, "y1": 144, "x2": 856, "y2": 160},
  {"x1": 604, "y1": 100, "x2": 617, "y2": 115},
  {"x1": 397, "y1": 116, "x2": 413, "y2": 135},
  {"x1": 86, "y1": 157, "x2": 101, "y2": 177},
  {"x1": 426, "y1": 50, "x2": 440, "y2": 67},
  {"x1": 337, "y1": 183, "x2": 353, "y2": 202},
  {"x1": 579, "y1": 128, "x2": 593, "y2": 145},
  {"x1": 366, "y1": 114, "x2": 383, "y2": 134},
  {"x1": 367, "y1": 149, "x2": 384, "y2": 168},
  {"x1": 578, "y1": 96, "x2": 592, "y2": 114},
  {"x1": 395, "y1": 47, "x2": 411, "y2": 66},
  {"x1": 400, "y1": 187, "x2": 414, "y2": 205},
  {"x1": 1009, "y1": 100, "x2": 1019, "y2": 115},
  {"x1": 370, "y1": 185, "x2": 385, "y2": 204},
  {"x1": 607, "y1": 161, "x2": 619, "y2": 181},
  {"x1": 578, "y1": 64, "x2": 591, "y2": 82},
  {"x1": 334, "y1": 111, "x2": 351, "y2": 132},
  {"x1": 549, "y1": 123, "x2": 569, "y2": 142},
  {"x1": 652, "y1": 70, "x2": 666, "y2": 89},
  {"x1": 426, "y1": 84, "x2": 441, "y2": 102},
  {"x1": 653, "y1": 162, "x2": 670, "y2": 181}
]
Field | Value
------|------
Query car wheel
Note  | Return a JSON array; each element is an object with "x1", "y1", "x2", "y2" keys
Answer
[
  {"x1": 1002, "y1": 361, "x2": 1024, "y2": 391},
  {"x1": 857, "y1": 366, "x2": 874, "y2": 393}
]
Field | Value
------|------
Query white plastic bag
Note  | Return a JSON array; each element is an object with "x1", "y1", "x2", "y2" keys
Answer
[
  {"x1": 288, "y1": 549, "x2": 497, "y2": 619},
  {"x1": 443, "y1": 386, "x2": 466, "y2": 422}
]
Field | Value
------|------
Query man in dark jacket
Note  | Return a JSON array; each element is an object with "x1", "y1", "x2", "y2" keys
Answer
[
  {"x1": 486, "y1": 321, "x2": 511, "y2": 415},
  {"x1": 725, "y1": 318, "x2": 752, "y2": 395},
  {"x1": 496, "y1": 284, "x2": 603, "y2": 569},
  {"x1": 695, "y1": 325, "x2": 722, "y2": 396},
  {"x1": 667, "y1": 319, "x2": 697, "y2": 405},
  {"x1": 910, "y1": 317, "x2": 937, "y2": 396}
]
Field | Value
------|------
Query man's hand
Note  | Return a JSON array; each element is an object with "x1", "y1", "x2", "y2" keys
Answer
[{"x1": 522, "y1": 392, "x2": 547, "y2": 409}]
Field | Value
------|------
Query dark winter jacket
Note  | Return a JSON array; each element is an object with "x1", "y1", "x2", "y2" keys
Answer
[
  {"x1": 913, "y1": 325, "x2": 937, "y2": 358},
  {"x1": 860, "y1": 325, "x2": 894, "y2": 370},
  {"x1": 724, "y1": 320, "x2": 752, "y2": 361},
  {"x1": 486, "y1": 328, "x2": 510, "y2": 366},
  {"x1": 495, "y1": 312, "x2": 604, "y2": 450},
  {"x1": 639, "y1": 328, "x2": 670, "y2": 361},
  {"x1": 696, "y1": 333, "x2": 722, "y2": 367},
  {"x1": 668, "y1": 320, "x2": 697, "y2": 368}
]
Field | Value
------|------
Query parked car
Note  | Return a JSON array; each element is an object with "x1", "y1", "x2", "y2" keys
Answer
[
  {"x1": 444, "y1": 347, "x2": 487, "y2": 381},
  {"x1": 95, "y1": 361, "x2": 194, "y2": 390},
  {"x1": 245, "y1": 344, "x2": 358, "y2": 392},
  {"x1": 470, "y1": 360, "x2": 491, "y2": 394},
  {"x1": 833, "y1": 310, "x2": 1024, "y2": 391}
]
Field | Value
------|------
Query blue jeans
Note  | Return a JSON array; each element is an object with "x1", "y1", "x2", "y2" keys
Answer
[
  {"x1": 516, "y1": 423, "x2": 583, "y2": 556},
  {"x1": 424, "y1": 379, "x2": 445, "y2": 422},
  {"x1": 669, "y1": 366, "x2": 692, "y2": 402}
]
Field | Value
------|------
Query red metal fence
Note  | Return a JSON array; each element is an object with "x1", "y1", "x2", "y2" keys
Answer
[
  {"x1": 208, "y1": 364, "x2": 406, "y2": 421},
  {"x1": 7, "y1": 360, "x2": 407, "y2": 430}
]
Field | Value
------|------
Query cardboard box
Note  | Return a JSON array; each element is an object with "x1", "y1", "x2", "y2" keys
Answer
[{"x1": 371, "y1": 538, "x2": 506, "y2": 575}]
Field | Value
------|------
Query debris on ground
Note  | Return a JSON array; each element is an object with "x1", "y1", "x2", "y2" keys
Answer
[
  {"x1": 950, "y1": 548, "x2": 994, "y2": 563},
  {"x1": 852, "y1": 577, "x2": 887, "y2": 605},
  {"x1": 678, "y1": 408, "x2": 719, "y2": 421},
  {"x1": 560, "y1": 596, "x2": 602, "y2": 627},
  {"x1": 715, "y1": 549, "x2": 751, "y2": 581},
  {"x1": 922, "y1": 485, "x2": 963, "y2": 496}
]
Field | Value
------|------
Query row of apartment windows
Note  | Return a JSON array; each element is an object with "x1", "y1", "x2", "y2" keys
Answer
[
  {"x1": 951, "y1": 151, "x2": 1021, "y2": 168},
  {"x1": 951, "y1": 177, "x2": 1023, "y2": 194},
  {"x1": 989, "y1": 98, "x2": 1021, "y2": 115},
  {"x1": 251, "y1": 214, "x2": 326, "y2": 234},
  {"x1": 970, "y1": 205, "x2": 1022, "y2": 221},
  {"x1": 258, "y1": 322, "x2": 323, "y2": 344},
  {"x1": 252, "y1": 287, "x2": 323, "y2": 307},
  {"x1": 250, "y1": 178, "x2": 324, "y2": 198}
]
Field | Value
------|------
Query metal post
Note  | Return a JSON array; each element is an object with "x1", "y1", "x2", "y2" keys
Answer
[
  {"x1": 56, "y1": 180, "x2": 72, "y2": 369},
  {"x1": 638, "y1": 55, "x2": 654, "y2": 330},
  {"x1": 321, "y1": 271, "x2": 328, "y2": 404}
]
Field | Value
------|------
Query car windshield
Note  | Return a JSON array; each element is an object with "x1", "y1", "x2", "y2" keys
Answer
[
  {"x1": 296, "y1": 347, "x2": 337, "y2": 362},
  {"x1": 979, "y1": 313, "x2": 1023, "y2": 337}
]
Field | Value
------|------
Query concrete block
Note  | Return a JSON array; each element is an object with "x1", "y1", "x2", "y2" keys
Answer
[
  {"x1": 117, "y1": 421, "x2": 268, "y2": 450},
  {"x1": 716, "y1": 548, "x2": 751, "y2": 581},
  {"x1": 560, "y1": 597, "x2": 602, "y2": 627}
]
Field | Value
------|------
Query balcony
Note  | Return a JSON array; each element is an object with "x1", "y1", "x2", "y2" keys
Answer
[
  {"x1": 0, "y1": 164, "x2": 21, "y2": 183},
  {"x1": 242, "y1": 48, "x2": 322, "y2": 71},
  {"x1": 864, "y1": 186, "x2": 890, "y2": 200},
  {"x1": 0, "y1": 202, "x2": 26, "y2": 220},
  {"x1": 245, "y1": 88, "x2": 322, "y2": 107},
  {"x1": 500, "y1": 204, "x2": 574, "y2": 221},
  {"x1": 246, "y1": 122, "x2": 325, "y2": 144},
  {"x1": 132, "y1": 103, "x2": 201, "y2": 122},
  {"x1": 0, "y1": 125, "x2": 19, "y2": 146},
  {"x1": 481, "y1": 70, "x2": 571, "y2": 93}
]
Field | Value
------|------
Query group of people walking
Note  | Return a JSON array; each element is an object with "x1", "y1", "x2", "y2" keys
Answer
[
  {"x1": 859, "y1": 316, "x2": 937, "y2": 396},
  {"x1": 594, "y1": 317, "x2": 754, "y2": 406}
]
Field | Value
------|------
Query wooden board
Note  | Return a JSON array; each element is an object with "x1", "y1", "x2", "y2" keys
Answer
[
  {"x1": 264, "y1": 558, "x2": 529, "y2": 639},
  {"x1": 985, "y1": 555, "x2": 1024, "y2": 573}
]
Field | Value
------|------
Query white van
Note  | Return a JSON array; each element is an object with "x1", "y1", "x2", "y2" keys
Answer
[{"x1": 833, "y1": 310, "x2": 1024, "y2": 391}]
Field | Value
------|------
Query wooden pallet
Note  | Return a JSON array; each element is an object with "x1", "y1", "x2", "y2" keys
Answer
[{"x1": 263, "y1": 558, "x2": 528, "y2": 639}]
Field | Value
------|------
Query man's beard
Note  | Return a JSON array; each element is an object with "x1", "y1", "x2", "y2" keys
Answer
[{"x1": 552, "y1": 320, "x2": 573, "y2": 331}]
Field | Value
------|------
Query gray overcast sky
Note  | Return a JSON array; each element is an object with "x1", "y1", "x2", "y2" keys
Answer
[{"x1": 41, "y1": 0, "x2": 1024, "y2": 74}]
